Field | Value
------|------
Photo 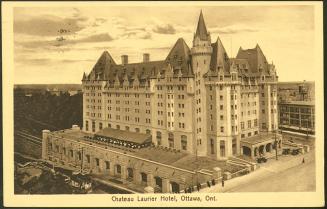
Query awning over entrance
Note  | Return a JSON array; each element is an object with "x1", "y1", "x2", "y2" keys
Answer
[
  {"x1": 240, "y1": 132, "x2": 282, "y2": 159},
  {"x1": 240, "y1": 133, "x2": 280, "y2": 146},
  {"x1": 94, "y1": 128, "x2": 152, "y2": 147}
]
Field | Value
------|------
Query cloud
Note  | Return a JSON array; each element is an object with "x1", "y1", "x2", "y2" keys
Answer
[
  {"x1": 78, "y1": 33, "x2": 114, "y2": 42},
  {"x1": 14, "y1": 15, "x2": 89, "y2": 36},
  {"x1": 152, "y1": 24, "x2": 176, "y2": 34},
  {"x1": 211, "y1": 24, "x2": 259, "y2": 34},
  {"x1": 144, "y1": 46, "x2": 171, "y2": 50},
  {"x1": 15, "y1": 33, "x2": 115, "y2": 49},
  {"x1": 15, "y1": 57, "x2": 94, "y2": 66}
]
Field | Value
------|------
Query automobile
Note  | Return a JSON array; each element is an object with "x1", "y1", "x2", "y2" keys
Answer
[
  {"x1": 256, "y1": 157, "x2": 268, "y2": 163},
  {"x1": 291, "y1": 149, "x2": 299, "y2": 155},
  {"x1": 283, "y1": 149, "x2": 291, "y2": 155}
]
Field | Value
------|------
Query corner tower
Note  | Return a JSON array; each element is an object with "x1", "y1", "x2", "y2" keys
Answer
[{"x1": 191, "y1": 11, "x2": 213, "y2": 156}]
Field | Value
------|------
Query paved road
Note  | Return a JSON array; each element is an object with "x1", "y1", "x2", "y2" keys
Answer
[
  {"x1": 227, "y1": 159, "x2": 315, "y2": 192},
  {"x1": 200, "y1": 150, "x2": 315, "y2": 193}
]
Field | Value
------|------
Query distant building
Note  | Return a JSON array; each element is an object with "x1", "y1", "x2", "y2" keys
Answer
[
  {"x1": 278, "y1": 81, "x2": 315, "y2": 102},
  {"x1": 278, "y1": 101, "x2": 315, "y2": 136}
]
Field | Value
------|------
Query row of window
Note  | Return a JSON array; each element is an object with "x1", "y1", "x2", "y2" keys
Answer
[
  {"x1": 85, "y1": 86, "x2": 101, "y2": 90},
  {"x1": 156, "y1": 85, "x2": 186, "y2": 91},
  {"x1": 240, "y1": 119, "x2": 258, "y2": 129},
  {"x1": 156, "y1": 132, "x2": 187, "y2": 150}
]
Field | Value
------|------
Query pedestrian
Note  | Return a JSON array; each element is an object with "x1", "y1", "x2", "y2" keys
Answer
[
  {"x1": 207, "y1": 181, "x2": 211, "y2": 188},
  {"x1": 222, "y1": 179, "x2": 225, "y2": 187},
  {"x1": 196, "y1": 184, "x2": 200, "y2": 192},
  {"x1": 302, "y1": 157, "x2": 305, "y2": 164},
  {"x1": 211, "y1": 179, "x2": 215, "y2": 185}
]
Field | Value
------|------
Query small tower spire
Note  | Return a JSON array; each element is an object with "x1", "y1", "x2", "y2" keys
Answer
[{"x1": 195, "y1": 10, "x2": 209, "y2": 41}]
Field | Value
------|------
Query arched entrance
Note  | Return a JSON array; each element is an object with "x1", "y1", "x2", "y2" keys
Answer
[
  {"x1": 141, "y1": 172, "x2": 147, "y2": 185},
  {"x1": 154, "y1": 176, "x2": 163, "y2": 192},
  {"x1": 259, "y1": 145, "x2": 265, "y2": 155},
  {"x1": 115, "y1": 164, "x2": 121, "y2": 176},
  {"x1": 127, "y1": 168, "x2": 133, "y2": 181},
  {"x1": 266, "y1": 143, "x2": 272, "y2": 152},
  {"x1": 242, "y1": 146, "x2": 251, "y2": 157},
  {"x1": 170, "y1": 181, "x2": 180, "y2": 193}
]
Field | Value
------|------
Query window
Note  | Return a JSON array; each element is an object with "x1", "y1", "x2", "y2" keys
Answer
[
  {"x1": 116, "y1": 125, "x2": 120, "y2": 130},
  {"x1": 85, "y1": 121, "x2": 89, "y2": 131},
  {"x1": 220, "y1": 126, "x2": 224, "y2": 133},
  {"x1": 99, "y1": 122, "x2": 103, "y2": 130},
  {"x1": 96, "y1": 158, "x2": 100, "y2": 166},
  {"x1": 135, "y1": 128, "x2": 140, "y2": 133},
  {"x1": 220, "y1": 105, "x2": 223, "y2": 110},
  {"x1": 92, "y1": 121, "x2": 96, "y2": 132},
  {"x1": 220, "y1": 140, "x2": 225, "y2": 157},
  {"x1": 262, "y1": 123, "x2": 266, "y2": 129},
  {"x1": 241, "y1": 122, "x2": 244, "y2": 130},
  {"x1": 125, "y1": 126, "x2": 129, "y2": 131},
  {"x1": 168, "y1": 133, "x2": 174, "y2": 148},
  {"x1": 220, "y1": 115, "x2": 223, "y2": 120},
  {"x1": 156, "y1": 131, "x2": 162, "y2": 145},
  {"x1": 254, "y1": 119, "x2": 258, "y2": 127},
  {"x1": 210, "y1": 139, "x2": 215, "y2": 154},
  {"x1": 248, "y1": 120, "x2": 252, "y2": 128},
  {"x1": 181, "y1": 135, "x2": 187, "y2": 150},
  {"x1": 105, "y1": 161, "x2": 110, "y2": 169}
]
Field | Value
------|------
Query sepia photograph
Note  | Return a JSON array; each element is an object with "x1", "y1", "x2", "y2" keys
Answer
[{"x1": 2, "y1": 1, "x2": 324, "y2": 207}]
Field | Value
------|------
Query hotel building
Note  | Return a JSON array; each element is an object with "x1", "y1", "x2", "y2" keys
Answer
[{"x1": 81, "y1": 11, "x2": 281, "y2": 160}]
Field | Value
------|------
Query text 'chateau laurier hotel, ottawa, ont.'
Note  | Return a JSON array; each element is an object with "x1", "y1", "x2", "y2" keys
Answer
[{"x1": 42, "y1": 11, "x2": 282, "y2": 193}]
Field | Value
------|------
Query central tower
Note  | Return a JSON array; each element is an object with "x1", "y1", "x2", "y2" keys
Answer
[{"x1": 191, "y1": 11, "x2": 213, "y2": 156}]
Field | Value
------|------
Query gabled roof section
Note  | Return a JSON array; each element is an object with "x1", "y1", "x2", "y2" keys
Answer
[
  {"x1": 88, "y1": 51, "x2": 116, "y2": 80},
  {"x1": 165, "y1": 38, "x2": 192, "y2": 76},
  {"x1": 210, "y1": 37, "x2": 230, "y2": 73},
  {"x1": 236, "y1": 44, "x2": 269, "y2": 74},
  {"x1": 195, "y1": 10, "x2": 209, "y2": 41}
]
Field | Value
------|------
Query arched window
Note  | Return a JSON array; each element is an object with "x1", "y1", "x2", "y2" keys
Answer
[
  {"x1": 85, "y1": 121, "x2": 89, "y2": 131},
  {"x1": 168, "y1": 132, "x2": 174, "y2": 148},
  {"x1": 210, "y1": 139, "x2": 215, "y2": 154},
  {"x1": 181, "y1": 135, "x2": 187, "y2": 150},
  {"x1": 156, "y1": 131, "x2": 162, "y2": 146},
  {"x1": 220, "y1": 140, "x2": 225, "y2": 157}
]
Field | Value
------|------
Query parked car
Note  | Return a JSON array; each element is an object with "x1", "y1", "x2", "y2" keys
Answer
[
  {"x1": 256, "y1": 157, "x2": 268, "y2": 163},
  {"x1": 291, "y1": 149, "x2": 300, "y2": 155},
  {"x1": 283, "y1": 148, "x2": 291, "y2": 155}
]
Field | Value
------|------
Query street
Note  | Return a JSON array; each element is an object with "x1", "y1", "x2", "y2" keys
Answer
[{"x1": 200, "y1": 149, "x2": 315, "y2": 193}]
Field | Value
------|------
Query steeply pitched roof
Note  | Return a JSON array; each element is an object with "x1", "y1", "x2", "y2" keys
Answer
[
  {"x1": 195, "y1": 10, "x2": 209, "y2": 41},
  {"x1": 88, "y1": 51, "x2": 116, "y2": 80},
  {"x1": 210, "y1": 37, "x2": 230, "y2": 73},
  {"x1": 165, "y1": 38, "x2": 192, "y2": 76},
  {"x1": 236, "y1": 44, "x2": 269, "y2": 74},
  {"x1": 85, "y1": 38, "x2": 193, "y2": 83}
]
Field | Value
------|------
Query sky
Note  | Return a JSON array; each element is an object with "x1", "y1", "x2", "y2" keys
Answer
[{"x1": 13, "y1": 4, "x2": 315, "y2": 84}]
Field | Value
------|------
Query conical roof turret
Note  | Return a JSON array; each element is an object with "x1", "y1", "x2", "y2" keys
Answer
[{"x1": 195, "y1": 10, "x2": 209, "y2": 41}]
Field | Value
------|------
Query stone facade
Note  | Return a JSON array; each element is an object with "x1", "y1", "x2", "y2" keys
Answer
[{"x1": 42, "y1": 128, "x2": 222, "y2": 193}]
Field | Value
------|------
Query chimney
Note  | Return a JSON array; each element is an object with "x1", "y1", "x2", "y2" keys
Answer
[
  {"x1": 121, "y1": 55, "x2": 128, "y2": 65},
  {"x1": 143, "y1": 53, "x2": 150, "y2": 62}
]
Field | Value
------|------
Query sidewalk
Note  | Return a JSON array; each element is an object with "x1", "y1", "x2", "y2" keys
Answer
[{"x1": 199, "y1": 150, "x2": 314, "y2": 193}]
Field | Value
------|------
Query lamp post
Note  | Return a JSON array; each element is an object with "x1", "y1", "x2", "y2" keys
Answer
[{"x1": 274, "y1": 129, "x2": 278, "y2": 160}]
